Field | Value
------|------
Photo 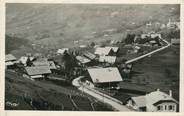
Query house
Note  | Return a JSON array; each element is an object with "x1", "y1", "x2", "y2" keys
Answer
[
  {"x1": 83, "y1": 51, "x2": 96, "y2": 60},
  {"x1": 105, "y1": 47, "x2": 119, "y2": 53},
  {"x1": 33, "y1": 60, "x2": 57, "y2": 70},
  {"x1": 99, "y1": 56, "x2": 116, "y2": 64},
  {"x1": 19, "y1": 56, "x2": 35, "y2": 66},
  {"x1": 171, "y1": 39, "x2": 180, "y2": 45},
  {"x1": 94, "y1": 47, "x2": 113, "y2": 56},
  {"x1": 126, "y1": 89, "x2": 178, "y2": 112},
  {"x1": 5, "y1": 54, "x2": 17, "y2": 69},
  {"x1": 25, "y1": 66, "x2": 51, "y2": 80},
  {"x1": 57, "y1": 48, "x2": 69, "y2": 55},
  {"x1": 150, "y1": 33, "x2": 162, "y2": 39},
  {"x1": 76, "y1": 56, "x2": 91, "y2": 66},
  {"x1": 87, "y1": 67, "x2": 123, "y2": 87},
  {"x1": 94, "y1": 47, "x2": 119, "y2": 56}
]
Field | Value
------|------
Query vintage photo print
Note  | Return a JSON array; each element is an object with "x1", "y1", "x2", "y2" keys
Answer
[{"x1": 4, "y1": 2, "x2": 181, "y2": 113}]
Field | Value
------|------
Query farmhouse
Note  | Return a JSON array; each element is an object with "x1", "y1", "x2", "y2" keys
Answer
[
  {"x1": 95, "y1": 47, "x2": 113, "y2": 56},
  {"x1": 33, "y1": 60, "x2": 57, "y2": 70},
  {"x1": 76, "y1": 56, "x2": 91, "y2": 66},
  {"x1": 87, "y1": 67, "x2": 123, "y2": 87},
  {"x1": 83, "y1": 51, "x2": 96, "y2": 60},
  {"x1": 99, "y1": 56, "x2": 116, "y2": 64},
  {"x1": 5, "y1": 54, "x2": 17, "y2": 69},
  {"x1": 19, "y1": 56, "x2": 35, "y2": 66},
  {"x1": 94, "y1": 47, "x2": 119, "y2": 56},
  {"x1": 25, "y1": 66, "x2": 51, "y2": 80},
  {"x1": 57, "y1": 48, "x2": 69, "y2": 55},
  {"x1": 126, "y1": 89, "x2": 178, "y2": 112}
]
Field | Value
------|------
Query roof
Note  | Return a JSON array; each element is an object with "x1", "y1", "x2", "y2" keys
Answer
[
  {"x1": 5, "y1": 54, "x2": 16, "y2": 62},
  {"x1": 105, "y1": 47, "x2": 119, "y2": 53},
  {"x1": 48, "y1": 61, "x2": 57, "y2": 69},
  {"x1": 131, "y1": 96, "x2": 146, "y2": 107},
  {"x1": 33, "y1": 60, "x2": 57, "y2": 69},
  {"x1": 76, "y1": 56, "x2": 91, "y2": 64},
  {"x1": 146, "y1": 90, "x2": 178, "y2": 105},
  {"x1": 94, "y1": 47, "x2": 112, "y2": 56},
  {"x1": 87, "y1": 67, "x2": 123, "y2": 83},
  {"x1": 99, "y1": 56, "x2": 116, "y2": 64},
  {"x1": 19, "y1": 56, "x2": 35, "y2": 64},
  {"x1": 5, "y1": 61, "x2": 14, "y2": 66},
  {"x1": 57, "y1": 48, "x2": 69, "y2": 54},
  {"x1": 83, "y1": 52, "x2": 96, "y2": 60},
  {"x1": 25, "y1": 66, "x2": 51, "y2": 76}
]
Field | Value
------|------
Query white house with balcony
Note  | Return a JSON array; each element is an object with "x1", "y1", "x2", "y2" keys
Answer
[{"x1": 126, "y1": 89, "x2": 178, "y2": 112}]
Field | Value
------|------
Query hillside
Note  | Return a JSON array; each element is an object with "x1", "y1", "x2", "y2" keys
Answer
[{"x1": 6, "y1": 4, "x2": 180, "y2": 49}]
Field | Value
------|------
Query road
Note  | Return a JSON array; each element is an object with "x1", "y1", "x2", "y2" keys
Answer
[
  {"x1": 125, "y1": 38, "x2": 171, "y2": 64},
  {"x1": 72, "y1": 38, "x2": 171, "y2": 111},
  {"x1": 72, "y1": 77, "x2": 132, "y2": 111}
]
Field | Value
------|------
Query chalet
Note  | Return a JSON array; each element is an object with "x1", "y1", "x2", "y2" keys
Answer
[
  {"x1": 87, "y1": 67, "x2": 123, "y2": 87},
  {"x1": 83, "y1": 52, "x2": 96, "y2": 60},
  {"x1": 76, "y1": 56, "x2": 91, "y2": 66},
  {"x1": 5, "y1": 54, "x2": 17, "y2": 69},
  {"x1": 25, "y1": 66, "x2": 51, "y2": 80},
  {"x1": 94, "y1": 47, "x2": 119, "y2": 56},
  {"x1": 33, "y1": 60, "x2": 57, "y2": 70},
  {"x1": 95, "y1": 47, "x2": 113, "y2": 56},
  {"x1": 167, "y1": 19, "x2": 180, "y2": 29},
  {"x1": 126, "y1": 89, "x2": 178, "y2": 112},
  {"x1": 150, "y1": 33, "x2": 161, "y2": 39},
  {"x1": 105, "y1": 47, "x2": 119, "y2": 53},
  {"x1": 57, "y1": 48, "x2": 69, "y2": 55},
  {"x1": 19, "y1": 56, "x2": 35, "y2": 66},
  {"x1": 171, "y1": 39, "x2": 180, "y2": 45},
  {"x1": 99, "y1": 56, "x2": 116, "y2": 64}
]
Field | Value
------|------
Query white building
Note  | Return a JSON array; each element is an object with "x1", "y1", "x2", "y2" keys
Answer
[
  {"x1": 57, "y1": 48, "x2": 69, "y2": 55},
  {"x1": 99, "y1": 56, "x2": 116, "y2": 64},
  {"x1": 126, "y1": 89, "x2": 178, "y2": 112}
]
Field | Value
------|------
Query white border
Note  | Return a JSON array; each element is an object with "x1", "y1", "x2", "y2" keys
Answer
[{"x1": 0, "y1": 0, "x2": 183, "y2": 116}]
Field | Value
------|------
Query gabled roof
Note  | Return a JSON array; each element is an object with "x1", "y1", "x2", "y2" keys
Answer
[
  {"x1": 5, "y1": 54, "x2": 16, "y2": 62},
  {"x1": 131, "y1": 96, "x2": 146, "y2": 107},
  {"x1": 19, "y1": 56, "x2": 35, "y2": 65},
  {"x1": 99, "y1": 56, "x2": 116, "y2": 64},
  {"x1": 83, "y1": 51, "x2": 96, "y2": 60},
  {"x1": 105, "y1": 47, "x2": 119, "y2": 53},
  {"x1": 146, "y1": 90, "x2": 178, "y2": 105},
  {"x1": 94, "y1": 47, "x2": 112, "y2": 56},
  {"x1": 87, "y1": 67, "x2": 123, "y2": 83},
  {"x1": 33, "y1": 60, "x2": 57, "y2": 69},
  {"x1": 57, "y1": 48, "x2": 69, "y2": 54},
  {"x1": 25, "y1": 66, "x2": 51, "y2": 76},
  {"x1": 76, "y1": 56, "x2": 91, "y2": 64}
]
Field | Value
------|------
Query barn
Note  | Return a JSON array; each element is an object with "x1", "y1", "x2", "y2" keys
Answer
[{"x1": 87, "y1": 67, "x2": 123, "y2": 88}]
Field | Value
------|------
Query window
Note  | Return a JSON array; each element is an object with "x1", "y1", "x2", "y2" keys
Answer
[
  {"x1": 169, "y1": 105, "x2": 175, "y2": 111},
  {"x1": 157, "y1": 105, "x2": 163, "y2": 111},
  {"x1": 157, "y1": 106, "x2": 161, "y2": 110}
]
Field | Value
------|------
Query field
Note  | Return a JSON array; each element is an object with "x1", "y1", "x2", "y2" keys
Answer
[
  {"x1": 5, "y1": 70, "x2": 113, "y2": 111},
  {"x1": 119, "y1": 45, "x2": 180, "y2": 101},
  {"x1": 6, "y1": 4, "x2": 179, "y2": 56}
]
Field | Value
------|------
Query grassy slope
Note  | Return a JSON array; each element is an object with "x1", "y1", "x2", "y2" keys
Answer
[
  {"x1": 6, "y1": 4, "x2": 179, "y2": 49},
  {"x1": 5, "y1": 70, "x2": 113, "y2": 110},
  {"x1": 127, "y1": 46, "x2": 179, "y2": 100}
]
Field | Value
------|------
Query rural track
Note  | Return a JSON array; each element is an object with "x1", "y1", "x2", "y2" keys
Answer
[{"x1": 72, "y1": 38, "x2": 171, "y2": 111}]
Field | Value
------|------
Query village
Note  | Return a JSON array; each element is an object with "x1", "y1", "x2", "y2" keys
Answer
[{"x1": 5, "y1": 5, "x2": 180, "y2": 111}]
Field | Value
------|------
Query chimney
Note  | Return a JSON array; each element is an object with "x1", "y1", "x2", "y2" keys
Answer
[{"x1": 169, "y1": 90, "x2": 172, "y2": 97}]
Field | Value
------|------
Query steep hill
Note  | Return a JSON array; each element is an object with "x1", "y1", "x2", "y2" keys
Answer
[{"x1": 6, "y1": 4, "x2": 180, "y2": 49}]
